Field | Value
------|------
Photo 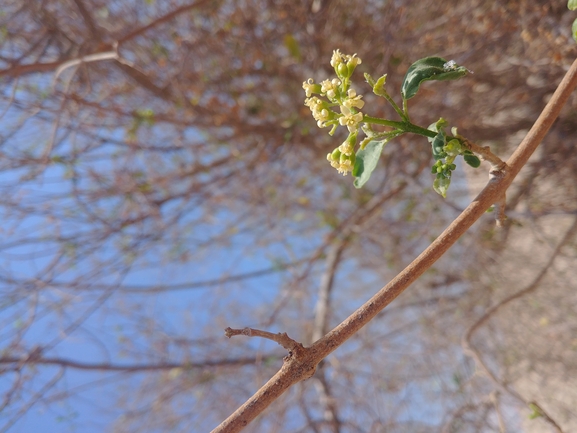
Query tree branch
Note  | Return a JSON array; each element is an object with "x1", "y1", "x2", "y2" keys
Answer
[
  {"x1": 0, "y1": 354, "x2": 264, "y2": 372},
  {"x1": 212, "y1": 57, "x2": 577, "y2": 433},
  {"x1": 225, "y1": 327, "x2": 304, "y2": 353}
]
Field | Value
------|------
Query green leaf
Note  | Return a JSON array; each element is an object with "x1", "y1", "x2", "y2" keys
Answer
[
  {"x1": 433, "y1": 175, "x2": 451, "y2": 198},
  {"x1": 444, "y1": 138, "x2": 462, "y2": 156},
  {"x1": 431, "y1": 131, "x2": 447, "y2": 161},
  {"x1": 401, "y1": 57, "x2": 469, "y2": 100},
  {"x1": 353, "y1": 139, "x2": 387, "y2": 188},
  {"x1": 463, "y1": 152, "x2": 481, "y2": 168},
  {"x1": 569, "y1": 0, "x2": 577, "y2": 11},
  {"x1": 573, "y1": 18, "x2": 577, "y2": 43},
  {"x1": 427, "y1": 118, "x2": 447, "y2": 142}
]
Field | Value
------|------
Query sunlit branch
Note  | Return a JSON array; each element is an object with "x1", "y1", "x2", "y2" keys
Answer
[{"x1": 225, "y1": 327, "x2": 304, "y2": 353}]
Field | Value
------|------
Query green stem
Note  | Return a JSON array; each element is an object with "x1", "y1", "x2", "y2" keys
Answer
[
  {"x1": 381, "y1": 93, "x2": 406, "y2": 121},
  {"x1": 403, "y1": 98, "x2": 410, "y2": 121},
  {"x1": 362, "y1": 115, "x2": 436, "y2": 138}
]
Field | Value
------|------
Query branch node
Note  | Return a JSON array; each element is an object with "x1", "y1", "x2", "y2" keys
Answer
[
  {"x1": 462, "y1": 138, "x2": 507, "y2": 174},
  {"x1": 461, "y1": 138, "x2": 509, "y2": 225}
]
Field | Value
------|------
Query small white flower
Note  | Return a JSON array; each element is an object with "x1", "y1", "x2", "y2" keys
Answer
[
  {"x1": 343, "y1": 88, "x2": 365, "y2": 110},
  {"x1": 320, "y1": 78, "x2": 340, "y2": 101},
  {"x1": 318, "y1": 108, "x2": 330, "y2": 121},
  {"x1": 304, "y1": 96, "x2": 322, "y2": 113},
  {"x1": 339, "y1": 141, "x2": 354, "y2": 156},
  {"x1": 302, "y1": 78, "x2": 316, "y2": 97},
  {"x1": 339, "y1": 106, "x2": 363, "y2": 132},
  {"x1": 337, "y1": 159, "x2": 354, "y2": 175},
  {"x1": 345, "y1": 53, "x2": 361, "y2": 68},
  {"x1": 330, "y1": 49, "x2": 344, "y2": 68}
]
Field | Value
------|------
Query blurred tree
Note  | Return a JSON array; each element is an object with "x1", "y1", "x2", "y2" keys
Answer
[{"x1": 0, "y1": 0, "x2": 576, "y2": 432}]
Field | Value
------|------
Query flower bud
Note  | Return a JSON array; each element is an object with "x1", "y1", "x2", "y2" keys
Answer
[
  {"x1": 372, "y1": 74, "x2": 387, "y2": 96},
  {"x1": 337, "y1": 63, "x2": 349, "y2": 78}
]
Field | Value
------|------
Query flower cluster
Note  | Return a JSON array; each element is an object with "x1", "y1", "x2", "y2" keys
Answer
[
  {"x1": 326, "y1": 131, "x2": 358, "y2": 175},
  {"x1": 303, "y1": 50, "x2": 365, "y2": 175},
  {"x1": 330, "y1": 50, "x2": 362, "y2": 78}
]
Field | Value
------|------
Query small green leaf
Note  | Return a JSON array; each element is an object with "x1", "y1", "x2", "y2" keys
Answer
[
  {"x1": 431, "y1": 131, "x2": 447, "y2": 161},
  {"x1": 401, "y1": 57, "x2": 469, "y2": 100},
  {"x1": 353, "y1": 139, "x2": 387, "y2": 188},
  {"x1": 444, "y1": 139, "x2": 462, "y2": 156},
  {"x1": 572, "y1": 18, "x2": 577, "y2": 43},
  {"x1": 569, "y1": 0, "x2": 577, "y2": 11},
  {"x1": 427, "y1": 117, "x2": 447, "y2": 142},
  {"x1": 364, "y1": 73, "x2": 376, "y2": 87},
  {"x1": 433, "y1": 175, "x2": 451, "y2": 198},
  {"x1": 463, "y1": 152, "x2": 481, "y2": 168}
]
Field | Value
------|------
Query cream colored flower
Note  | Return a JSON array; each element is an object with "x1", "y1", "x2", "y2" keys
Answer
[
  {"x1": 338, "y1": 106, "x2": 363, "y2": 132},
  {"x1": 302, "y1": 78, "x2": 316, "y2": 97},
  {"x1": 336, "y1": 159, "x2": 354, "y2": 176},
  {"x1": 316, "y1": 108, "x2": 331, "y2": 128},
  {"x1": 320, "y1": 78, "x2": 341, "y2": 101},
  {"x1": 345, "y1": 53, "x2": 361, "y2": 68},
  {"x1": 338, "y1": 141, "x2": 354, "y2": 156},
  {"x1": 343, "y1": 88, "x2": 365, "y2": 110},
  {"x1": 304, "y1": 96, "x2": 323, "y2": 114},
  {"x1": 330, "y1": 49, "x2": 344, "y2": 68}
]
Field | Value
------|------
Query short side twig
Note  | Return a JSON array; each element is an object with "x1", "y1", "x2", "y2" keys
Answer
[
  {"x1": 462, "y1": 138, "x2": 507, "y2": 172},
  {"x1": 224, "y1": 327, "x2": 302, "y2": 353}
]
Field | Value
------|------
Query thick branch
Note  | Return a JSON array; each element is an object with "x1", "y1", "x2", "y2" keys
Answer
[{"x1": 212, "y1": 57, "x2": 577, "y2": 433}]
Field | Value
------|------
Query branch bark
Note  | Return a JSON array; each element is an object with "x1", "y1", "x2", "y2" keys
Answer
[{"x1": 212, "y1": 57, "x2": 577, "y2": 433}]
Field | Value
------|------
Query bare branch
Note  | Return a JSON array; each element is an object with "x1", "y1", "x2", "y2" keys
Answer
[
  {"x1": 52, "y1": 49, "x2": 118, "y2": 86},
  {"x1": 224, "y1": 327, "x2": 303, "y2": 353},
  {"x1": 0, "y1": 354, "x2": 266, "y2": 372}
]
